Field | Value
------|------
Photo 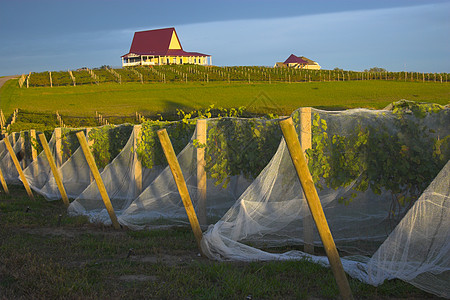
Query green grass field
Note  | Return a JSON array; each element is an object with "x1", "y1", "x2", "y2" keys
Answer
[
  {"x1": 0, "y1": 186, "x2": 441, "y2": 299},
  {"x1": 1, "y1": 77, "x2": 448, "y2": 298},
  {"x1": 1, "y1": 79, "x2": 449, "y2": 117}
]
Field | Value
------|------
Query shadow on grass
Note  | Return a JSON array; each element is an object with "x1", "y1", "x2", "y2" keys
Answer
[
  {"x1": 139, "y1": 100, "x2": 195, "y2": 121},
  {"x1": 314, "y1": 105, "x2": 349, "y2": 111}
]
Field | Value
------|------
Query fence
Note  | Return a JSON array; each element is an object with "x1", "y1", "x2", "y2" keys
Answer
[{"x1": 16, "y1": 66, "x2": 450, "y2": 87}]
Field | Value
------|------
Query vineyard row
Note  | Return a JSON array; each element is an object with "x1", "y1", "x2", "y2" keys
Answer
[{"x1": 19, "y1": 65, "x2": 449, "y2": 87}]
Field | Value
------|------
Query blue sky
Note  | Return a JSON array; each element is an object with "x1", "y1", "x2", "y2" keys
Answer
[{"x1": 0, "y1": 0, "x2": 449, "y2": 76}]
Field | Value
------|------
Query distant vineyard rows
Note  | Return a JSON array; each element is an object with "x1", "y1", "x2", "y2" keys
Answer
[{"x1": 21, "y1": 65, "x2": 449, "y2": 87}]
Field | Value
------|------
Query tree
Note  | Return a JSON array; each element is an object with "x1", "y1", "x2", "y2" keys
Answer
[{"x1": 365, "y1": 67, "x2": 386, "y2": 72}]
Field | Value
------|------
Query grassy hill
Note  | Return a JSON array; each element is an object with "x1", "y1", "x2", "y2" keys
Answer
[{"x1": 1, "y1": 79, "x2": 449, "y2": 118}]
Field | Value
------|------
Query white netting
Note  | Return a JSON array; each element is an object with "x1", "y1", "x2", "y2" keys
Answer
[
  {"x1": 345, "y1": 160, "x2": 450, "y2": 298},
  {"x1": 24, "y1": 125, "x2": 133, "y2": 200},
  {"x1": 24, "y1": 131, "x2": 58, "y2": 196},
  {"x1": 68, "y1": 125, "x2": 164, "y2": 222},
  {"x1": 3, "y1": 101, "x2": 448, "y2": 297},
  {"x1": 199, "y1": 103, "x2": 449, "y2": 298},
  {"x1": 69, "y1": 117, "x2": 282, "y2": 229},
  {"x1": 0, "y1": 134, "x2": 22, "y2": 184},
  {"x1": 31, "y1": 131, "x2": 91, "y2": 200}
]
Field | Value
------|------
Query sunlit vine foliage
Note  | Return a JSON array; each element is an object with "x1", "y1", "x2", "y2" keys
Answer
[
  {"x1": 88, "y1": 124, "x2": 133, "y2": 169},
  {"x1": 135, "y1": 105, "x2": 248, "y2": 170},
  {"x1": 203, "y1": 117, "x2": 282, "y2": 188},
  {"x1": 303, "y1": 100, "x2": 449, "y2": 211}
]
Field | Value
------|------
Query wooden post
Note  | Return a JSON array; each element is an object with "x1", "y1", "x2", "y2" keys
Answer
[
  {"x1": 76, "y1": 131, "x2": 120, "y2": 229},
  {"x1": 0, "y1": 163, "x2": 9, "y2": 194},
  {"x1": 39, "y1": 133, "x2": 69, "y2": 206},
  {"x1": 157, "y1": 129, "x2": 203, "y2": 252},
  {"x1": 30, "y1": 130, "x2": 38, "y2": 161},
  {"x1": 133, "y1": 125, "x2": 143, "y2": 194},
  {"x1": 3, "y1": 136, "x2": 34, "y2": 199},
  {"x1": 54, "y1": 128, "x2": 63, "y2": 168},
  {"x1": 0, "y1": 110, "x2": 4, "y2": 128},
  {"x1": 279, "y1": 117, "x2": 353, "y2": 300},
  {"x1": 196, "y1": 120, "x2": 207, "y2": 226},
  {"x1": 19, "y1": 133, "x2": 26, "y2": 169},
  {"x1": 300, "y1": 108, "x2": 314, "y2": 254},
  {"x1": 85, "y1": 127, "x2": 94, "y2": 183}
]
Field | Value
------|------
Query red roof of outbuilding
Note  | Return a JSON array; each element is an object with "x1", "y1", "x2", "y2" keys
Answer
[
  {"x1": 122, "y1": 27, "x2": 209, "y2": 57},
  {"x1": 283, "y1": 54, "x2": 308, "y2": 65}
]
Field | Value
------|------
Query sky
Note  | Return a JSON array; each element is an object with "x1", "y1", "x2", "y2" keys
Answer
[{"x1": 0, "y1": 0, "x2": 449, "y2": 76}]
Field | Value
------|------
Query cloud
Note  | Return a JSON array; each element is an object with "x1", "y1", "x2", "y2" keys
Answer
[
  {"x1": 1, "y1": 2, "x2": 449, "y2": 75},
  {"x1": 175, "y1": 3, "x2": 450, "y2": 71}
]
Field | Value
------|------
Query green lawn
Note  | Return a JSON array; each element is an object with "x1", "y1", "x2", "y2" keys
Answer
[
  {"x1": 0, "y1": 186, "x2": 441, "y2": 299},
  {"x1": 1, "y1": 79, "x2": 449, "y2": 117}
]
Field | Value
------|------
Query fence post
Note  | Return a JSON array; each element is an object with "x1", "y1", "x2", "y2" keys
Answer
[
  {"x1": 39, "y1": 133, "x2": 69, "y2": 206},
  {"x1": 30, "y1": 130, "x2": 38, "y2": 161},
  {"x1": 279, "y1": 117, "x2": 353, "y2": 300},
  {"x1": 300, "y1": 107, "x2": 314, "y2": 254},
  {"x1": 196, "y1": 120, "x2": 207, "y2": 226},
  {"x1": 17, "y1": 133, "x2": 26, "y2": 169},
  {"x1": 3, "y1": 136, "x2": 34, "y2": 199},
  {"x1": 54, "y1": 128, "x2": 63, "y2": 168},
  {"x1": 76, "y1": 131, "x2": 120, "y2": 229},
  {"x1": 133, "y1": 125, "x2": 143, "y2": 194},
  {"x1": 85, "y1": 127, "x2": 94, "y2": 183},
  {"x1": 0, "y1": 163, "x2": 9, "y2": 194},
  {"x1": 30, "y1": 129, "x2": 39, "y2": 177},
  {"x1": 157, "y1": 128, "x2": 203, "y2": 253}
]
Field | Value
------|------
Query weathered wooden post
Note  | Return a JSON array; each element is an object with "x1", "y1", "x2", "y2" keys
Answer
[
  {"x1": 133, "y1": 125, "x2": 143, "y2": 194},
  {"x1": 300, "y1": 107, "x2": 314, "y2": 254},
  {"x1": 3, "y1": 136, "x2": 34, "y2": 199},
  {"x1": 279, "y1": 117, "x2": 353, "y2": 300},
  {"x1": 54, "y1": 128, "x2": 63, "y2": 168},
  {"x1": 157, "y1": 128, "x2": 203, "y2": 253},
  {"x1": 196, "y1": 120, "x2": 207, "y2": 226},
  {"x1": 0, "y1": 165, "x2": 8, "y2": 194},
  {"x1": 39, "y1": 133, "x2": 69, "y2": 206},
  {"x1": 19, "y1": 133, "x2": 26, "y2": 169},
  {"x1": 85, "y1": 127, "x2": 94, "y2": 183},
  {"x1": 30, "y1": 130, "x2": 38, "y2": 161},
  {"x1": 76, "y1": 131, "x2": 120, "y2": 229}
]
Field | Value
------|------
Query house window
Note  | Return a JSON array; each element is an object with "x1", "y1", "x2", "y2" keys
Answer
[{"x1": 180, "y1": 58, "x2": 183, "y2": 64}]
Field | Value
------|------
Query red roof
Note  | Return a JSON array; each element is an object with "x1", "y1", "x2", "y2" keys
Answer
[
  {"x1": 122, "y1": 27, "x2": 209, "y2": 57},
  {"x1": 283, "y1": 54, "x2": 308, "y2": 65}
]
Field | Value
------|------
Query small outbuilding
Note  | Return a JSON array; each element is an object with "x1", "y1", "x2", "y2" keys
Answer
[
  {"x1": 274, "y1": 54, "x2": 321, "y2": 70},
  {"x1": 121, "y1": 27, "x2": 211, "y2": 67}
]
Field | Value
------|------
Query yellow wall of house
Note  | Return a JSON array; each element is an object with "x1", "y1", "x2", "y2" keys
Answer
[
  {"x1": 169, "y1": 31, "x2": 182, "y2": 49},
  {"x1": 283, "y1": 63, "x2": 322, "y2": 70},
  {"x1": 143, "y1": 55, "x2": 209, "y2": 65},
  {"x1": 305, "y1": 64, "x2": 321, "y2": 70},
  {"x1": 123, "y1": 54, "x2": 209, "y2": 66}
]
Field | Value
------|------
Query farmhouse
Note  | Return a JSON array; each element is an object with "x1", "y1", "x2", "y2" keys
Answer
[
  {"x1": 121, "y1": 27, "x2": 211, "y2": 67},
  {"x1": 274, "y1": 54, "x2": 321, "y2": 70}
]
